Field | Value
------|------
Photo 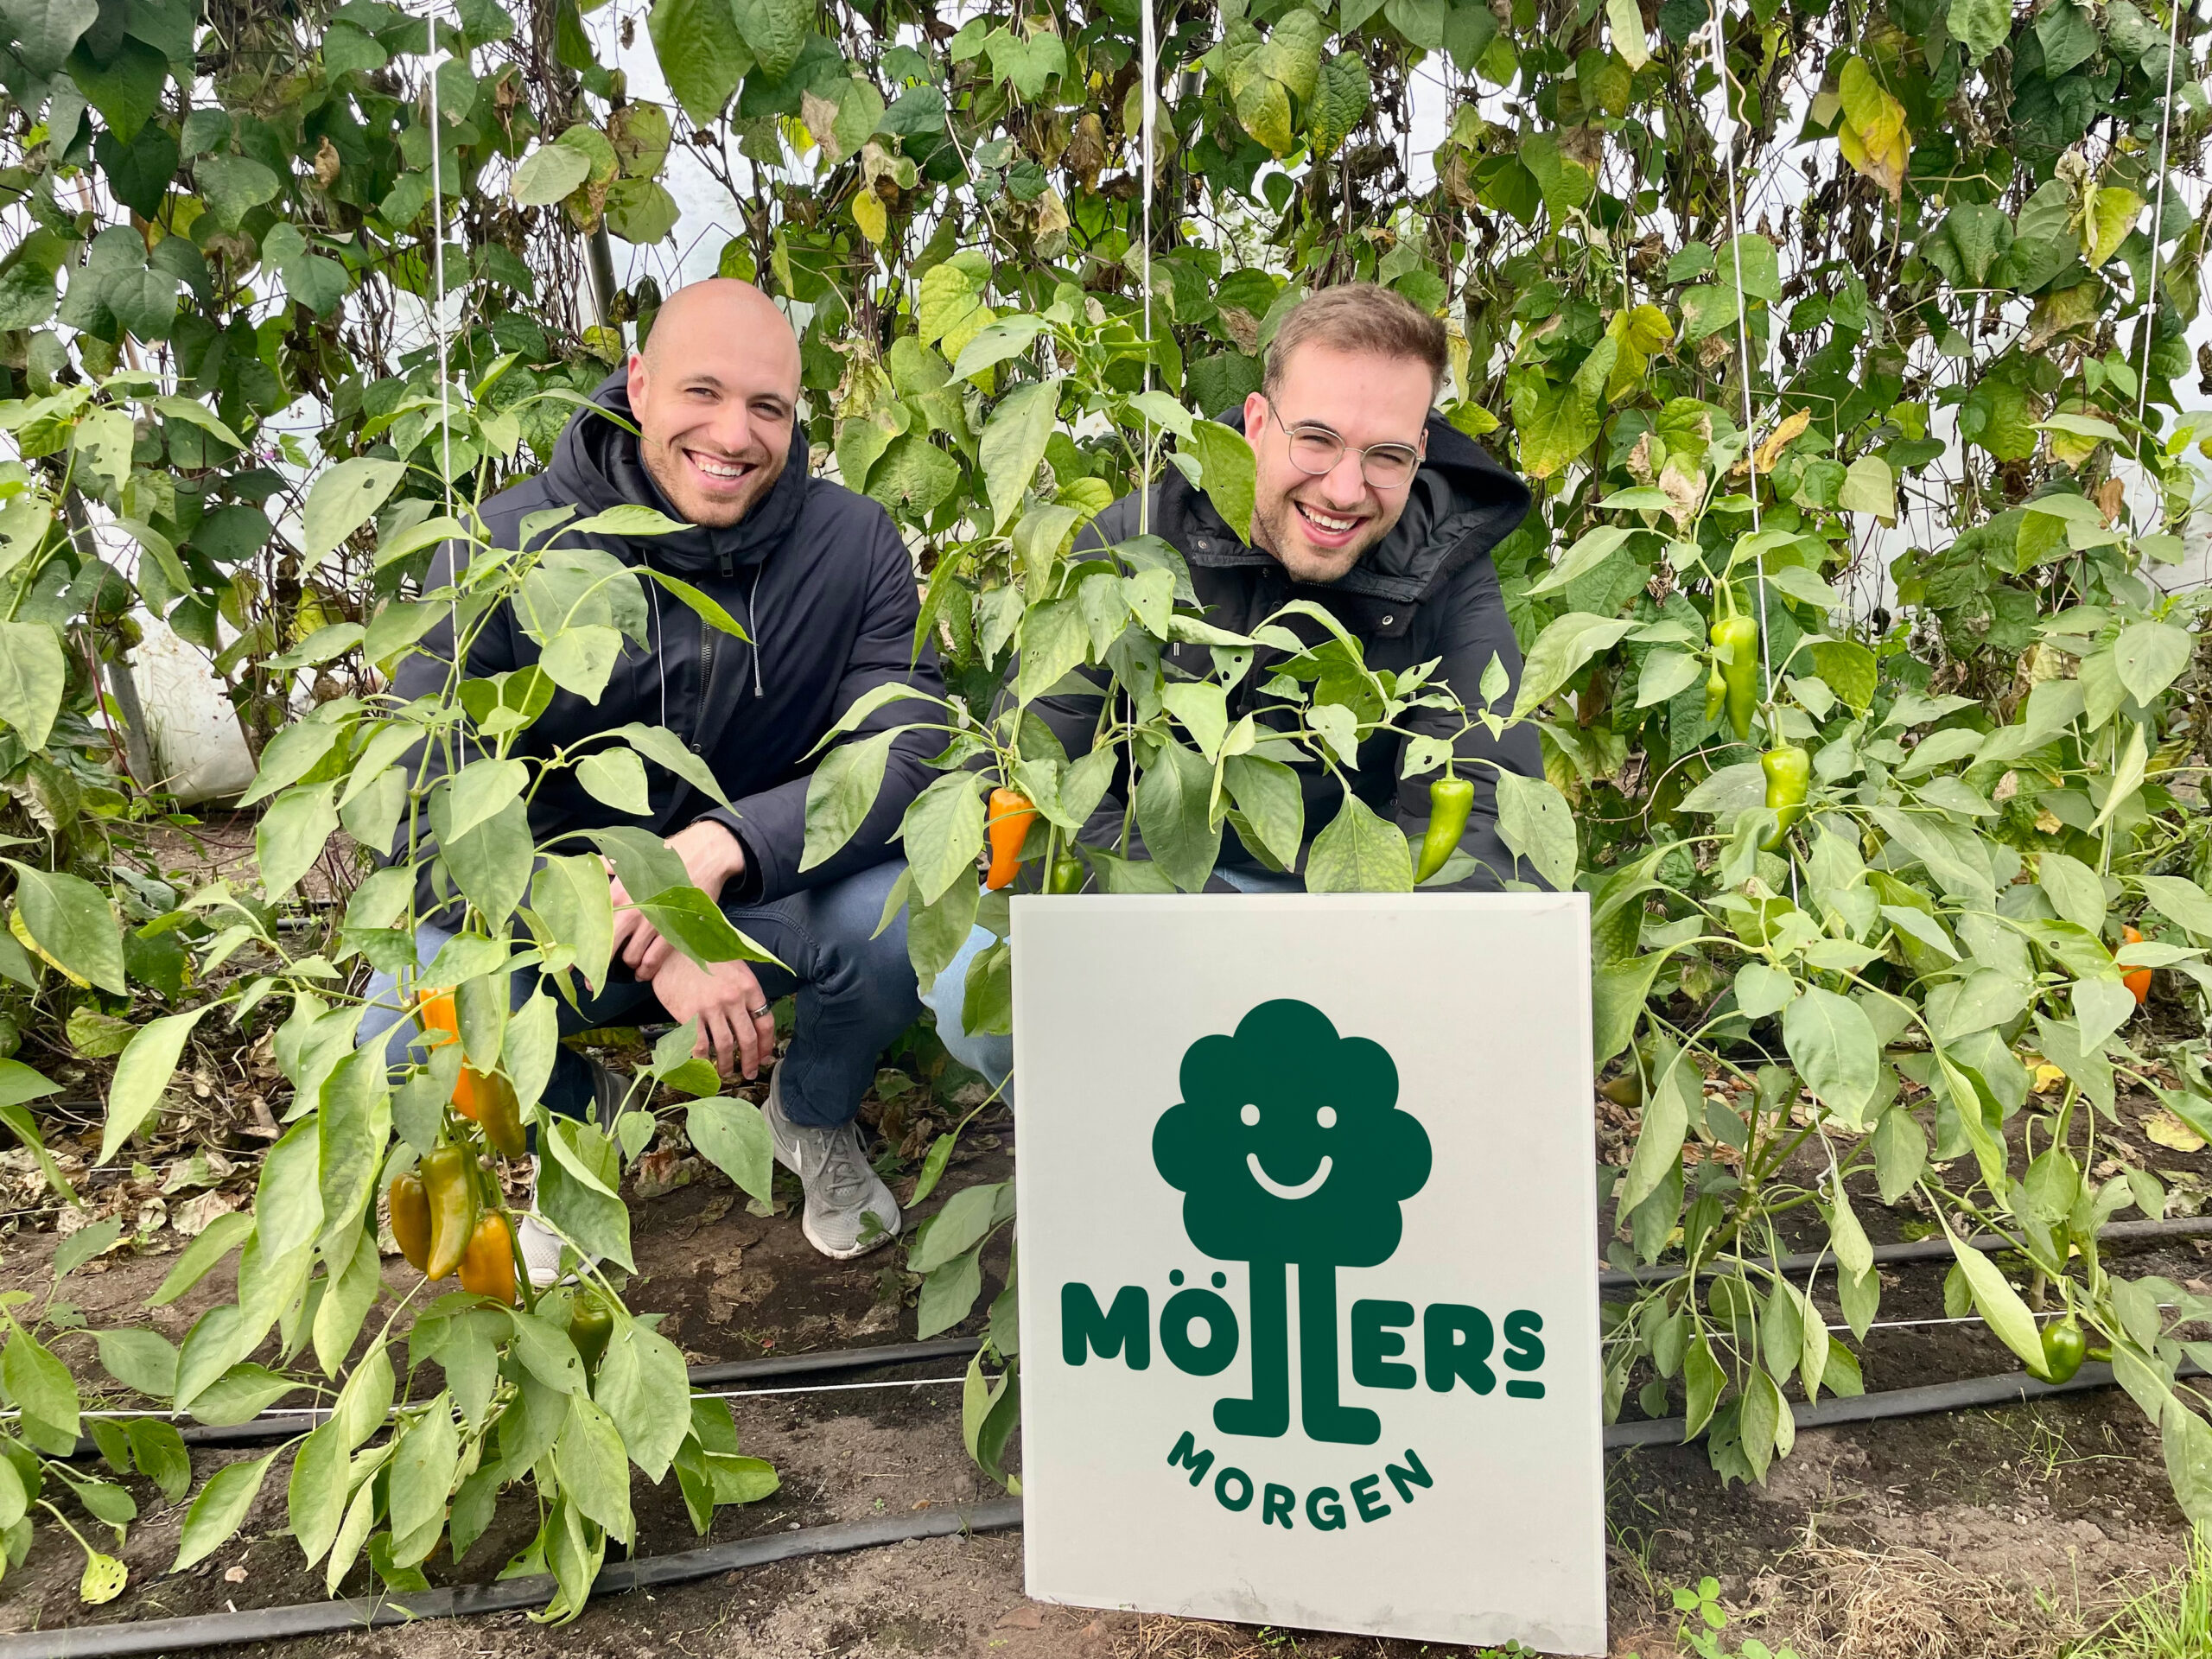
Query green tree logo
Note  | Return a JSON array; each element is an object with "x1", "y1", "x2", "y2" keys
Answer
[{"x1": 1153, "y1": 999, "x2": 1432, "y2": 1446}]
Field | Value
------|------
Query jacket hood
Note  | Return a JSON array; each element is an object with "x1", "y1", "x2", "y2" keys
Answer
[
  {"x1": 545, "y1": 372, "x2": 811, "y2": 575},
  {"x1": 1196, "y1": 405, "x2": 1532, "y2": 606}
]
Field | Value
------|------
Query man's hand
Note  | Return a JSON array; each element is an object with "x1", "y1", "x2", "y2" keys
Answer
[
  {"x1": 609, "y1": 819, "x2": 748, "y2": 980},
  {"x1": 649, "y1": 951, "x2": 779, "y2": 1081}
]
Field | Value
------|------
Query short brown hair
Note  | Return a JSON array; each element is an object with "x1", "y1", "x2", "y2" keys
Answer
[{"x1": 1262, "y1": 283, "x2": 1449, "y2": 402}]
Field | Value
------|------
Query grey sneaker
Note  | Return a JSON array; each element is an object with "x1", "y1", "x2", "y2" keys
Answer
[{"x1": 761, "y1": 1070, "x2": 901, "y2": 1260}]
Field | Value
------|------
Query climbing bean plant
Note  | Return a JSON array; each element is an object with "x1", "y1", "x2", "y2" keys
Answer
[{"x1": 2, "y1": 0, "x2": 2212, "y2": 1604}]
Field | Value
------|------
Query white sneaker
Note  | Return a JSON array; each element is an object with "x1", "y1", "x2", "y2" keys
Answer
[
  {"x1": 518, "y1": 1157, "x2": 601, "y2": 1287},
  {"x1": 761, "y1": 1071, "x2": 901, "y2": 1260}
]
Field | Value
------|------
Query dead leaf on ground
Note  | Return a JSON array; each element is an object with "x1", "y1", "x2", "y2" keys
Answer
[{"x1": 2147, "y1": 1109, "x2": 2206, "y2": 1153}]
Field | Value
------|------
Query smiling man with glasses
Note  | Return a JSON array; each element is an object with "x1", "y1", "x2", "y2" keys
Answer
[{"x1": 923, "y1": 283, "x2": 1548, "y2": 1090}]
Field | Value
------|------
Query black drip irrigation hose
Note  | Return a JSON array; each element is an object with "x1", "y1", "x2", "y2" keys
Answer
[
  {"x1": 1595, "y1": 1213, "x2": 2212, "y2": 1290},
  {"x1": 64, "y1": 1337, "x2": 986, "y2": 1459},
  {"x1": 0, "y1": 1497, "x2": 1027, "y2": 1659},
  {"x1": 1605, "y1": 1358, "x2": 2171, "y2": 1450}
]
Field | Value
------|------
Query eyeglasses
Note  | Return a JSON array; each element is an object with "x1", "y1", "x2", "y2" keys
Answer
[{"x1": 1263, "y1": 397, "x2": 1423, "y2": 490}]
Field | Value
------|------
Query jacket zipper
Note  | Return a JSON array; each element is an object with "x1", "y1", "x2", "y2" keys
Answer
[{"x1": 690, "y1": 550, "x2": 733, "y2": 754}]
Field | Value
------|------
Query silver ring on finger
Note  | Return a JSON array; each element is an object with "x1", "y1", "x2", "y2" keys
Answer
[{"x1": 748, "y1": 1003, "x2": 771, "y2": 1018}]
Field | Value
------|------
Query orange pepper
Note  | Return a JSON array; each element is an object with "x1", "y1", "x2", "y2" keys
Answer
[
  {"x1": 983, "y1": 787, "x2": 1037, "y2": 891},
  {"x1": 413, "y1": 988, "x2": 528, "y2": 1157},
  {"x1": 456, "y1": 1211, "x2": 518, "y2": 1305},
  {"x1": 2122, "y1": 925, "x2": 2153, "y2": 1007}
]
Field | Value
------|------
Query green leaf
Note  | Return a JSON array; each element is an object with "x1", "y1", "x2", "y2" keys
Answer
[
  {"x1": 128, "y1": 1418, "x2": 192, "y2": 1503},
  {"x1": 901, "y1": 772, "x2": 987, "y2": 906},
  {"x1": 96, "y1": 1326, "x2": 178, "y2": 1398},
  {"x1": 1942, "y1": 1220, "x2": 2047, "y2": 1372},
  {"x1": 1782, "y1": 987, "x2": 1880, "y2": 1128},
  {"x1": 594, "y1": 1319, "x2": 691, "y2": 1483},
  {"x1": 1192, "y1": 420, "x2": 1257, "y2": 544},
  {"x1": 556, "y1": 1395, "x2": 635, "y2": 1545},
  {"x1": 917, "y1": 1247, "x2": 986, "y2": 1338},
  {"x1": 0, "y1": 621, "x2": 68, "y2": 749},
  {"x1": 2113, "y1": 621, "x2": 2192, "y2": 707},
  {"x1": 101, "y1": 1006, "x2": 213, "y2": 1164},
  {"x1": 1946, "y1": 0, "x2": 2011, "y2": 59},
  {"x1": 10, "y1": 0, "x2": 97, "y2": 73},
  {"x1": 172, "y1": 1447, "x2": 282, "y2": 1573},
  {"x1": 1305, "y1": 791, "x2": 1412, "y2": 893},
  {"x1": 386, "y1": 1395, "x2": 462, "y2": 1566},
  {"x1": 1511, "y1": 613, "x2": 1638, "y2": 715},
  {"x1": 256, "y1": 782, "x2": 339, "y2": 900},
  {"x1": 1515, "y1": 376, "x2": 1600, "y2": 477},
  {"x1": 1133, "y1": 740, "x2": 1223, "y2": 893},
  {"x1": 731, "y1": 0, "x2": 808, "y2": 77},
  {"x1": 1619, "y1": 1050, "x2": 1692, "y2": 1215},
  {"x1": 1223, "y1": 754, "x2": 1304, "y2": 870},
  {"x1": 1807, "y1": 640, "x2": 1877, "y2": 713},
  {"x1": 150, "y1": 1211, "x2": 254, "y2": 1306},
  {"x1": 302, "y1": 457, "x2": 408, "y2": 559},
  {"x1": 287, "y1": 1422, "x2": 349, "y2": 1568},
  {"x1": 4, "y1": 861, "x2": 126, "y2": 994},
  {"x1": 1493, "y1": 770, "x2": 1576, "y2": 890},
  {"x1": 4, "y1": 1325, "x2": 79, "y2": 1433},
  {"x1": 801, "y1": 728, "x2": 898, "y2": 872},
  {"x1": 647, "y1": 0, "x2": 753, "y2": 124},
  {"x1": 688, "y1": 1096, "x2": 774, "y2": 1207},
  {"x1": 576, "y1": 748, "x2": 651, "y2": 817},
  {"x1": 54, "y1": 1217, "x2": 123, "y2": 1278},
  {"x1": 1592, "y1": 950, "x2": 1671, "y2": 1065},
  {"x1": 194, "y1": 154, "x2": 281, "y2": 230}
]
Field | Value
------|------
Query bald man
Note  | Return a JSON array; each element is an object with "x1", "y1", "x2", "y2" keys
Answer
[{"x1": 364, "y1": 281, "x2": 943, "y2": 1271}]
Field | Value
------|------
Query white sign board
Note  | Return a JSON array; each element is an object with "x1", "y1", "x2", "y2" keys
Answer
[{"x1": 1011, "y1": 893, "x2": 1605, "y2": 1654}]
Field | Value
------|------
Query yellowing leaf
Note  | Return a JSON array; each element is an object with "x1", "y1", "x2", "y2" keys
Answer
[
  {"x1": 1605, "y1": 0, "x2": 1649, "y2": 69},
  {"x1": 2031, "y1": 1063, "x2": 2067, "y2": 1094},
  {"x1": 1836, "y1": 57, "x2": 1909, "y2": 201},
  {"x1": 1752, "y1": 408, "x2": 1812, "y2": 474},
  {"x1": 851, "y1": 188, "x2": 887, "y2": 244},
  {"x1": 2081, "y1": 185, "x2": 2144, "y2": 270},
  {"x1": 2148, "y1": 1109, "x2": 2208, "y2": 1154}
]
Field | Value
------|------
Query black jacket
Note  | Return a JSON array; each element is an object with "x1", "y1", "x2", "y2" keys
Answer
[
  {"x1": 1041, "y1": 411, "x2": 1544, "y2": 887},
  {"x1": 394, "y1": 373, "x2": 942, "y2": 906}
]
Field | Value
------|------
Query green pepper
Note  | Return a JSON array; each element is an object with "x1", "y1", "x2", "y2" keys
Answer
[
  {"x1": 1709, "y1": 612, "x2": 1762, "y2": 742},
  {"x1": 1047, "y1": 852, "x2": 1085, "y2": 894},
  {"x1": 420, "y1": 1145, "x2": 478, "y2": 1282},
  {"x1": 569, "y1": 1289, "x2": 616, "y2": 1374},
  {"x1": 1760, "y1": 745, "x2": 1810, "y2": 851},
  {"x1": 2039, "y1": 1315, "x2": 2088, "y2": 1385},
  {"x1": 1703, "y1": 665, "x2": 1728, "y2": 726},
  {"x1": 1414, "y1": 774, "x2": 1477, "y2": 884}
]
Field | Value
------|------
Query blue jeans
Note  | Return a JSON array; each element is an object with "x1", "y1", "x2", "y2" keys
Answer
[
  {"x1": 356, "y1": 859, "x2": 921, "y2": 1128},
  {"x1": 922, "y1": 864, "x2": 1302, "y2": 1096}
]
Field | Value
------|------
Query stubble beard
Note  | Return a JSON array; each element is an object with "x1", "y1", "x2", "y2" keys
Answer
[
  {"x1": 640, "y1": 435, "x2": 783, "y2": 530},
  {"x1": 1249, "y1": 487, "x2": 1389, "y2": 587}
]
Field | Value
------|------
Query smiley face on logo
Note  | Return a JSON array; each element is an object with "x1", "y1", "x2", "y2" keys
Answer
[{"x1": 1154, "y1": 998, "x2": 1432, "y2": 1270}]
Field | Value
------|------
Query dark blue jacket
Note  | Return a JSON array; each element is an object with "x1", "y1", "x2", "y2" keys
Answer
[
  {"x1": 394, "y1": 373, "x2": 942, "y2": 906},
  {"x1": 1042, "y1": 411, "x2": 1543, "y2": 887}
]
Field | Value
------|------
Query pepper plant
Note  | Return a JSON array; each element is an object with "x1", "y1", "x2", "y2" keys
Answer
[{"x1": 3, "y1": 377, "x2": 790, "y2": 1607}]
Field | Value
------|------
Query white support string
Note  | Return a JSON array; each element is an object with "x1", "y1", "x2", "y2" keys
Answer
[
  {"x1": 1136, "y1": 0, "x2": 1158, "y2": 540},
  {"x1": 1707, "y1": 0, "x2": 1774, "y2": 710},
  {"x1": 2133, "y1": 0, "x2": 2188, "y2": 474},
  {"x1": 424, "y1": 9, "x2": 454, "y2": 508}
]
